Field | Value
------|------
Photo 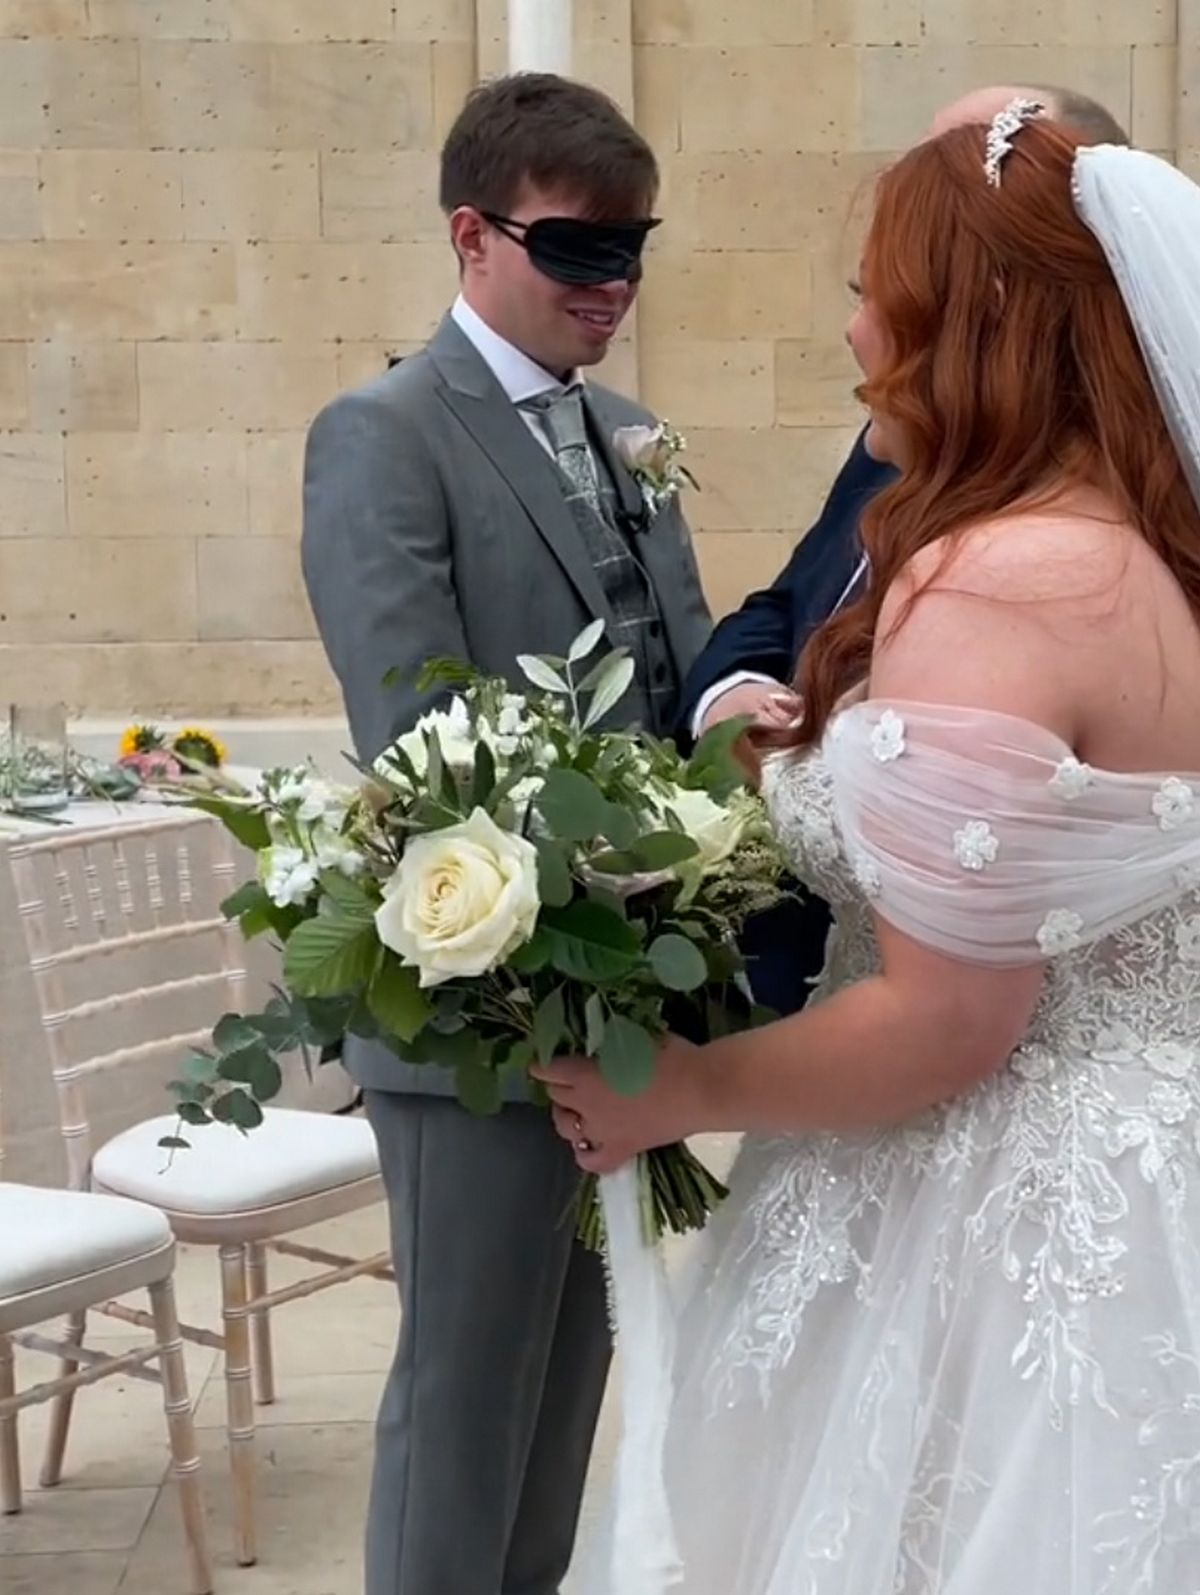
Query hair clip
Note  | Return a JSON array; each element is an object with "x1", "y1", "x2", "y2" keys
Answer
[{"x1": 983, "y1": 97, "x2": 1045, "y2": 188}]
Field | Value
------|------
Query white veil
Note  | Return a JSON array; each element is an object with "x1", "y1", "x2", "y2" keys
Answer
[{"x1": 1073, "y1": 144, "x2": 1200, "y2": 511}]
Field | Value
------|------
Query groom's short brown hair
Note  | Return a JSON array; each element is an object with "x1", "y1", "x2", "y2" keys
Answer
[{"x1": 439, "y1": 73, "x2": 659, "y2": 220}]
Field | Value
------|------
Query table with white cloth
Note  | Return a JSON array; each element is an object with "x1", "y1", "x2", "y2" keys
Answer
[{"x1": 0, "y1": 795, "x2": 356, "y2": 1186}]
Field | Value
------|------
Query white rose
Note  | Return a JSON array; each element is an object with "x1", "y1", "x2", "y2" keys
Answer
[
  {"x1": 613, "y1": 422, "x2": 668, "y2": 475},
  {"x1": 660, "y1": 785, "x2": 746, "y2": 872},
  {"x1": 375, "y1": 807, "x2": 540, "y2": 987}
]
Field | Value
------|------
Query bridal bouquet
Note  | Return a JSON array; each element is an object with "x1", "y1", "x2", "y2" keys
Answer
[{"x1": 166, "y1": 623, "x2": 788, "y2": 1247}]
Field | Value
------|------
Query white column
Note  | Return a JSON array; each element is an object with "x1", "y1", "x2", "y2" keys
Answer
[{"x1": 508, "y1": 0, "x2": 572, "y2": 75}]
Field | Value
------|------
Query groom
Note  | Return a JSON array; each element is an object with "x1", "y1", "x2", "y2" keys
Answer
[
  {"x1": 302, "y1": 74, "x2": 710, "y2": 1595},
  {"x1": 677, "y1": 81, "x2": 1130, "y2": 1019}
]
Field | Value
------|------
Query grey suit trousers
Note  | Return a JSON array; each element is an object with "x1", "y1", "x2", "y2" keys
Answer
[{"x1": 363, "y1": 1092, "x2": 612, "y2": 1595}]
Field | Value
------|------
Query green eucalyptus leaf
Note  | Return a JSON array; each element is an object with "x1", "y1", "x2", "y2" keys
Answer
[
  {"x1": 597, "y1": 1014, "x2": 657, "y2": 1096},
  {"x1": 535, "y1": 769, "x2": 611, "y2": 842},
  {"x1": 632, "y1": 830, "x2": 700, "y2": 870},
  {"x1": 584, "y1": 992, "x2": 606, "y2": 1056},
  {"x1": 456, "y1": 1061, "x2": 502, "y2": 1116},
  {"x1": 533, "y1": 986, "x2": 566, "y2": 1067},
  {"x1": 648, "y1": 933, "x2": 708, "y2": 993},
  {"x1": 534, "y1": 839, "x2": 573, "y2": 908}
]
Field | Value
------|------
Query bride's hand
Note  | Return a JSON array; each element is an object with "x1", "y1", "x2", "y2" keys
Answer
[{"x1": 532, "y1": 1033, "x2": 706, "y2": 1174}]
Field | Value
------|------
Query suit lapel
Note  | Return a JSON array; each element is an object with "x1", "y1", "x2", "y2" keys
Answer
[{"x1": 429, "y1": 319, "x2": 616, "y2": 629}]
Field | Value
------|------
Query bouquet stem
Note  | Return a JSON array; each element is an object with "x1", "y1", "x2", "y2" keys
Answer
[{"x1": 575, "y1": 1141, "x2": 728, "y2": 1253}]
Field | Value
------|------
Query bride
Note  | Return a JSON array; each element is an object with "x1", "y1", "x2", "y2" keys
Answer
[{"x1": 537, "y1": 103, "x2": 1200, "y2": 1592}]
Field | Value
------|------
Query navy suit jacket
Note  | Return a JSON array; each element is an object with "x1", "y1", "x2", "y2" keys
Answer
[{"x1": 677, "y1": 431, "x2": 897, "y2": 1017}]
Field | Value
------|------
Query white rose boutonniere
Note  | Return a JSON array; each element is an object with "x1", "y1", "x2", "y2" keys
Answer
[
  {"x1": 374, "y1": 806, "x2": 540, "y2": 987},
  {"x1": 612, "y1": 420, "x2": 698, "y2": 519}
]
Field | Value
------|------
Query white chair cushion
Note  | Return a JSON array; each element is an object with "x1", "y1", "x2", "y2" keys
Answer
[
  {"x1": 0, "y1": 1184, "x2": 171, "y2": 1302},
  {"x1": 92, "y1": 1107, "x2": 380, "y2": 1216}
]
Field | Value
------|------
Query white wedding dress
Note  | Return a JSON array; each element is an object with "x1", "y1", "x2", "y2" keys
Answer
[{"x1": 639, "y1": 697, "x2": 1200, "y2": 1594}]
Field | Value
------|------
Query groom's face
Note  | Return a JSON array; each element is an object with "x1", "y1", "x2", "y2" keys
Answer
[{"x1": 457, "y1": 184, "x2": 644, "y2": 377}]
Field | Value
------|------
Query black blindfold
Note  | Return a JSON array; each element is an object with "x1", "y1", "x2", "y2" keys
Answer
[{"x1": 482, "y1": 212, "x2": 662, "y2": 286}]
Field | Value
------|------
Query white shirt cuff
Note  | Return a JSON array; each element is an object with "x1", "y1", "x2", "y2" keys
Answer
[{"x1": 691, "y1": 671, "x2": 780, "y2": 740}]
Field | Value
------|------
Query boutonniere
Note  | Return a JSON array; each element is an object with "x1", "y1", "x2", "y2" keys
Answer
[{"x1": 612, "y1": 421, "x2": 699, "y2": 520}]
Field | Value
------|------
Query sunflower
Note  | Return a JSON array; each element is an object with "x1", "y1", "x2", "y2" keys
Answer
[
  {"x1": 171, "y1": 727, "x2": 227, "y2": 769},
  {"x1": 119, "y1": 723, "x2": 166, "y2": 758}
]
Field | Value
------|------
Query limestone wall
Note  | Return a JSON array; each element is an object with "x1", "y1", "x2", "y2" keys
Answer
[{"x1": 0, "y1": 0, "x2": 1183, "y2": 718}]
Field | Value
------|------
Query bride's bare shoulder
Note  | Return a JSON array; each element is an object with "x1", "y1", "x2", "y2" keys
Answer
[
  {"x1": 871, "y1": 501, "x2": 1169, "y2": 727},
  {"x1": 892, "y1": 499, "x2": 1147, "y2": 616}
]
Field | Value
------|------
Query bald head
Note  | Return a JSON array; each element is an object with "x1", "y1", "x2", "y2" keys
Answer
[
  {"x1": 930, "y1": 85, "x2": 1041, "y2": 138},
  {"x1": 929, "y1": 84, "x2": 1129, "y2": 145}
]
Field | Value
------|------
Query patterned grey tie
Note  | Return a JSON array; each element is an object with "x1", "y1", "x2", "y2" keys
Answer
[{"x1": 523, "y1": 387, "x2": 605, "y2": 519}]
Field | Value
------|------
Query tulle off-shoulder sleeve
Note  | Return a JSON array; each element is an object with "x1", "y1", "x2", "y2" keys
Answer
[{"x1": 824, "y1": 700, "x2": 1200, "y2": 965}]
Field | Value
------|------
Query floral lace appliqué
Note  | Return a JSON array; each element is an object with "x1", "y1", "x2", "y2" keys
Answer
[
  {"x1": 1153, "y1": 777, "x2": 1196, "y2": 831},
  {"x1": 1036, "y1": 908, "x2": 1084, "y2": 955},
  {"x1": 1048, "y1": 755, "x2": 1095, "y2": 800},
  {"x1": 870, "y1": 710, "x2": 906, "y2": 764},
  {"x1": 953, "y1": 819, "x2": 999, "y2": 872}
]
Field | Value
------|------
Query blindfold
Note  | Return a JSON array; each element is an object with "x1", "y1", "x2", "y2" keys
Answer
[{"x1": 481, "y1": 212, "x2": 662, "y2": 285}]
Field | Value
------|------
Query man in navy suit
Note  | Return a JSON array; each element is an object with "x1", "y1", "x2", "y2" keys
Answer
[
  {"x1": 677, "y1": 81, "x2": 1128, "y2": 1017},
  {"x1": 676, "y1": 432, "x2": 893, "y2": 1015}
]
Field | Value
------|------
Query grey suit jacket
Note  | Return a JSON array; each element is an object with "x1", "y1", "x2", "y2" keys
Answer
[{"x1": 301, "y1": 314, "x2": 712, "y2": 1094}]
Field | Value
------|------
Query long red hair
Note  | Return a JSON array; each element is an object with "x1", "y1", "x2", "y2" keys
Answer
[{"x1": 783, "y1": 120, "x2": 1200, "y2": 751}]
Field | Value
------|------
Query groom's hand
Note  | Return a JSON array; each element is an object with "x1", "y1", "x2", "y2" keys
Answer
[{"x1": 700, "y1": 681, "x2": 800, "y2": 738}]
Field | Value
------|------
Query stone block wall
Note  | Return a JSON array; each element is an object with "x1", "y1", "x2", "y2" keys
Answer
[{"x1": 0, "y1": 0, "x2": 1185, "y2": 718}]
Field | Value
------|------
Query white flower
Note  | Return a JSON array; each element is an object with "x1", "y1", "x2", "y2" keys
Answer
[
  {"x1": 274, "y1": 769, "x2": 346, "y2": 826},
  {"x1": 1175, "y1": 915, "x2": 1200, "y2": 965},
  {"x1": 1175, "y1": 860, "x2": 1200, "y2": 892},
  {"x1": 312, "y1": 825, "x2": 365, "y2": 879},
  {"x1": 612, "y1": 421, "x2": 693, "y2": 516},
  {"x1": 1048, "y1": 756, "x2": 1095, "y2": 801},
  {"x1": 259, "y1": 845, "x2": 319, "y2": 908},
  {"x1": 375, "y1": 807, "x2": 540, "y2": 988},
  {"x1": 1153, "y1": 777, "x2": 1196, "y2": 832},
  {"x1": 1147, "y1": 1080, "x2": 1190, "y2": 1126},
  {"x1": 953, "y1": 819, "x2": 999, "y2": 872},
  {"x1": 852, "y1": 853, "x2": 882, "y2": 898},
  {"x1": 387, "y1": 696, "x2": 477, "y2": 781},
  {"x1": 613, "y1": 423, "x2": 669, "y2": 476},
  {"x1": 1145, "y1": 1041, "x2": 1196, "y2": 1080},
  {"x1": 660, "y1": 786, "x2": 747, "y2": 873},
  {"x1": 1036, "y1": 908, "x2": 1084, "y2": 956},
  {"x1": 870, "y1": 709, "x2": 906, "y2": 764}
]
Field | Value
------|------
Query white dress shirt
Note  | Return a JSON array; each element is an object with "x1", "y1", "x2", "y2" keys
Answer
[{"x1": 450, "y1": 295, "x2": 581, "y2": 460}]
